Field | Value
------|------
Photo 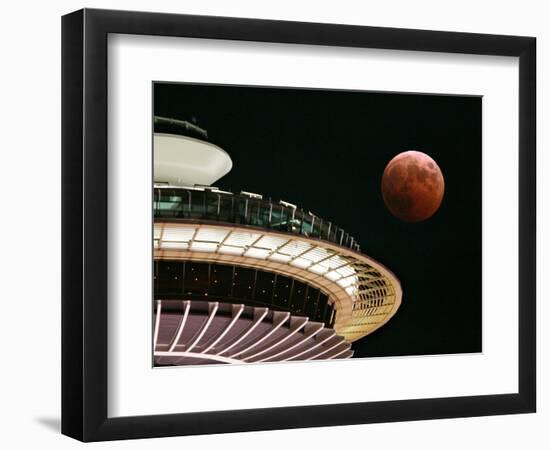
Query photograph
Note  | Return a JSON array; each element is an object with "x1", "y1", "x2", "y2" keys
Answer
[
  {"x1": 53, "y1": 4, "x2": 537, "y2": 444},
  {"x1": 152, "y1": 82, "x2": 482, "y2": 367}
]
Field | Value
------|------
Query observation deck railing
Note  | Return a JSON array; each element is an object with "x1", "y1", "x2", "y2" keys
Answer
[{"x1": 154, "y1": 186, "x2": 361, "y2": 251}]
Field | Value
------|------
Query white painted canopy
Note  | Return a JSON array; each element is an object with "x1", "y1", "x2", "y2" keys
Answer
[{"x1": 154, "y1": 133, "x2": 232, "y2": 186}]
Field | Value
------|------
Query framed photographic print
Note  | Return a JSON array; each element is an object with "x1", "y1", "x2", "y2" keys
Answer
[{"x1": 61, "y1": 8, "x2": 536, "y2": 442}]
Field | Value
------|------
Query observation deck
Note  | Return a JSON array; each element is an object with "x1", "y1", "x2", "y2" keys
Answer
[
  {"x1": 152, "y1": 119, "x2": 401, "y2": 365},
  {"x1": 154, "y1": 185, "x2": 361, "y2": 251},
  {"x1": 154, "y1": 186, "x2": 401, "y2": 344}
]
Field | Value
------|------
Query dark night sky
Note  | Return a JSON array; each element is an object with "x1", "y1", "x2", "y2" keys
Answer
[{"x1": 154, "y1": 82, "x2": 482, "y2": 358}]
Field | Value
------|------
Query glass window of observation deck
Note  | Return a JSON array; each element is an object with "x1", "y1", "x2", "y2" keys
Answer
[
  {"x1": 184, "y1": 262, "x2": 209, "y2": 296},
  {"x1": 155, "y1": 190, "x2": 186, "y2": 218},
  {"x1": 205, "y1": 191, "x2": 220, "y2": 219},
  {"x1": 270, "y1": 205, "x2": 291, "y2": 232},
  {"x1": 254, "y1": 271, "x2": 275, "y2": 303},
  {"x1": 155, "y1": 261, "x2": 184, "y2": 295},
  {"x1": 290, "y1": 281, "x2": 307, "y2": 314},
  {"x1": 304, "y1": 289, "x2": 320, "y2": 318},
  {"x1": 315, "y1": 293, "x2": 330, "y2": 323},
  {"x1": 218, "y1": 194, "x2": 234, "y2": 222},
  {"x1": 247, "y1": 199, "x2": 261, "y2": 226},
  {"x1": 190, "y1": 190, "x2": 206, "y2": 219},
  {"x1": 273, "y1": 275, "x2": 291, "y2": 309},
  {"x1": 209, "y1": 264, "x2": 233, "y2": 298},
  {"x1": 234, "y1": 197, "x2": 248, "y2": 225},
  {"x1": 232, "y1": 267, "x2": 255, "y2": 300}
]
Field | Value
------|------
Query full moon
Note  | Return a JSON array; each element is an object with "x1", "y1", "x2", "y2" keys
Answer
[{"x1": 381, "y1": 151, "x2": 445, "y2": 222}]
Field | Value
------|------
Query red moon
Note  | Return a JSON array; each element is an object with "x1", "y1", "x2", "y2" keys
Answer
[{"x1": 381, "y1": 151, "x2": 444, "y2": 222}]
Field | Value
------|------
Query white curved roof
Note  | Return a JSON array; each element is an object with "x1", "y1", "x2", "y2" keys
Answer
[{"x1": 154, "y1": 133, "x2": 232, "y2": 186}]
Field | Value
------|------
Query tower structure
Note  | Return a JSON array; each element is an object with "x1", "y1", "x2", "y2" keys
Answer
[{"x1": 153, "y1": 117, "x2": 402, "y2": 366}]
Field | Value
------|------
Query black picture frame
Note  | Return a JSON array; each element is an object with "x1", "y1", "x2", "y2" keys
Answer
[{"x1": 61, "y1": 8, "x2": 536, "y2": 442}]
